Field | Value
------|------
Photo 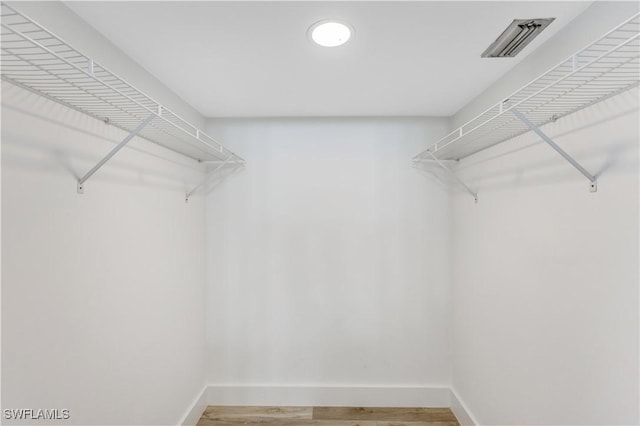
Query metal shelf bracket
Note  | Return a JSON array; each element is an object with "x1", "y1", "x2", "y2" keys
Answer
[
  {"x1": 511, "y1": 108, "x2": 597, "y2": 192},
  {"x1": 77, "y1": 113, "x2": 155, "y2": 194},
  {"x1": 423, "y1": 151, "x2": 478, "y2": 203},
  {"x1": 185, "y1": 154, "x2": 238, "y2": 203}
]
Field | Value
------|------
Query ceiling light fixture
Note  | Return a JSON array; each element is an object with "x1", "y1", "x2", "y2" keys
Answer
[{"x1": 309, "y1": 20, "x2": 353, "y2": 47}]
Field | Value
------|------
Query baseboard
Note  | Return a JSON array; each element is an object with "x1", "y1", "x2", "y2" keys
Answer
[
  {"x1": 179, "y1": 385, "x2": 208, "y2": 426},
  {"x1": 205, "y1": 385, "x2": 451, "y2": 407},
  {"x1": 450, "y1": 388, "x2": 479, "y2": 426},
  {"x1": 193, "y1": 384, "x2": 476, "y2": 424}
]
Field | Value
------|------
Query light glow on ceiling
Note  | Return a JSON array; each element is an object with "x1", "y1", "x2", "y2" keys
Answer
[{"x1": 309, "y1": 20, "x2": 353, "y2": 47}]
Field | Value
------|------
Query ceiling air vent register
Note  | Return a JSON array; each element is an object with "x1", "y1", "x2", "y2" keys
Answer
[{"x1": 482, "y1": 18, "x2": 555, "y2": 58}]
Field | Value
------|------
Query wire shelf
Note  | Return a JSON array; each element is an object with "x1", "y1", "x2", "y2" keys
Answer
[
  {"x1": 414, "y1": 13, "x2": 640, "y2": 162},
  {"x1": 0, "y1": 2, "x2": 243, "y2": 163}
]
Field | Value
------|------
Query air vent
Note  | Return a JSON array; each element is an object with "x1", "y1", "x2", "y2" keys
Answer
[{"x1": 482, "y1": 18, "x2": 555, "y2": 58}]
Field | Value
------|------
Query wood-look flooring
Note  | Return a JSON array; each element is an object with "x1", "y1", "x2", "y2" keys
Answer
[{"x1": 197, "y1": 406, "x2": 460, "y2": 426}]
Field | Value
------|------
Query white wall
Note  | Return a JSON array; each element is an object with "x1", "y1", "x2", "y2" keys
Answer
[
  {"x1": 203, "y1": 117, "x2": 453, "y2": 405},
  {"x1": 451, "y1": 87, "x2": 639, "y2": 424},
  {"x1": 1, "y1": 83, "x2": 206, "y2": 426},
  {"x1": 1, "y1": 2, "x2": 208, "y2": 425},
  {"x1": 449, "y1": 3, "x2": 640, "y2": 424}
]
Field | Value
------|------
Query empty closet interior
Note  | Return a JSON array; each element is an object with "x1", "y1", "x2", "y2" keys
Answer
[{"x1": 1, "y1": 1, "x2": 638, "y2": 425}]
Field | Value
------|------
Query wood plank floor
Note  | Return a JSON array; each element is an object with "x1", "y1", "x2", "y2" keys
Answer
[{"x1": 197, "y1": 406, "x2": 460, "y2": 426}]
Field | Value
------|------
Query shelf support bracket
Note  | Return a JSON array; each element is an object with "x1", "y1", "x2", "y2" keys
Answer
[
  {"x1": 511, "y1": 108, "x2": 597, "y2": 192},
  {"x1": 185, "y1": 154, "x2": 237, "y2": 202},
  {"x1": 77, "y1": 113, "x2": 155, "y2": 194},
  {"x1": 424, "y1": 151, "x2": 478, "y2": 202}
]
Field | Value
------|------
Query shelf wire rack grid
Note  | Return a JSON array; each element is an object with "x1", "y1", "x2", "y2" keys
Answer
[
  {"x1": 414, "y1": 13, "x2": 640, "y2": 162},
  {"x1": 0, "y1": 2, "x2": 243, "y2": 163}
]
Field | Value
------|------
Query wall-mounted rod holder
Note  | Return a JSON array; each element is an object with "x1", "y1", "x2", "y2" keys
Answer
[
  {"x1": 185, "y1": 154, "x2": 237, "y2": 202},
  {"x1": 511, "y1": 108, "x2": 597, "y2": 192},
  {"x1": 423, "y1": 151, "x2": 478, "y2": 202},
  {"x1": 77, "y1": 113, "x2": 155, "y2": 194}
]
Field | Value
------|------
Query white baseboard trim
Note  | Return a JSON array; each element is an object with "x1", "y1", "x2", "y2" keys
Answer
[
  {"x1": 179, "y1": 385, "x2": 208, "y2": 426},
  {"x1": 205, "y1": 385, "x2": 451, "y2": 407},
  {"x1": 450, "y1": 388, "x2": 479, "y2": 426},
  {"x1": 187, "y1": 384, "x2": 477, "y2": 425}
]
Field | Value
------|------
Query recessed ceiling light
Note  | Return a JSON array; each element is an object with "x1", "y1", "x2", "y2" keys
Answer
[{"x1": 309, "y1": 20, "x2": 353, "y2": 47}]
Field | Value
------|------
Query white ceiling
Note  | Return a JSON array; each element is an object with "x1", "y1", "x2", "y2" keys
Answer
[{"x1": 65, "y1": 1, "x2": 592, "y2": 118}]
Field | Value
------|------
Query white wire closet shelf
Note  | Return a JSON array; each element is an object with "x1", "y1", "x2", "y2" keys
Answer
[
  {"x1": 414, "y1": 13, "x2": 640, "y2": 163},
  {"x1": 0, "y1": 2, "x2": 244, "y2": 166}
]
